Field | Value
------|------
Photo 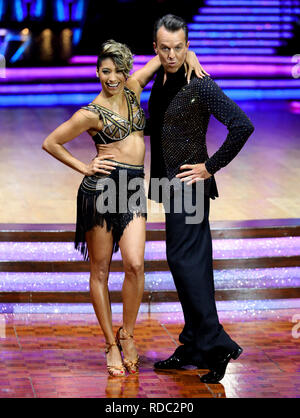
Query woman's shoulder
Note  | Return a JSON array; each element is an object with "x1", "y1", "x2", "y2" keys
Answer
[
  {"x1": 77, "y1": 105, "x2": 103, "y2": 131},
  {"x1": 80, "y1": 103, "x2": 103, "y2": 116}
]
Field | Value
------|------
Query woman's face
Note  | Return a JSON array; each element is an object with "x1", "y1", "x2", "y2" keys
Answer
[{"x1": 97, "y1": 58, "x2": 126, "y2": 96}]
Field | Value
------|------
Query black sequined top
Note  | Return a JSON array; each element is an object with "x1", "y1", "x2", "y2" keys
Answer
[
  {"x1": 148, "y1": 65, "x2": 254, "y2": 201},
  {"x1": 81, "y1": 87, "x2": 146, "y2": 144}
]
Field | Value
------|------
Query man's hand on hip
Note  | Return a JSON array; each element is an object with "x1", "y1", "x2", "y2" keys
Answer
[{"x1": 176, "y1": 163, "x2": 212, "y2": 185}]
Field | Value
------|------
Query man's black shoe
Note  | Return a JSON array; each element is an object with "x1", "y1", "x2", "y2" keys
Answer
[
  {"x1": 200, "y1": 346, "x2": 243, "y2": 384},
  {"x1": 154, "y1": 346, "x2": 208, "y2": 370}
]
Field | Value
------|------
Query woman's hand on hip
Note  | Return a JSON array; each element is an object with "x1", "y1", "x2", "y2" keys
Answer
[{"x1": 85, "y1": 154, "x2": 117, "y2": 176}]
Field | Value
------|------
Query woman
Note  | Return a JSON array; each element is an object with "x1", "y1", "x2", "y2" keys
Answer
[{"x1": 42, "y1": 40, "x2": 207, "y2": 377}]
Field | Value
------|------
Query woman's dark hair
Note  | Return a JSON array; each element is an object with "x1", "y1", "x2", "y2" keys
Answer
[
  {"x1": 153, "y1": 14, "x2": 188, "y2": 43},
  {"x1": 96, "y1": 39, "x2": 133, "y2": 77}
]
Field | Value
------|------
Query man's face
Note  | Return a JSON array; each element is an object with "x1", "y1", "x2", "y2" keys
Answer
[{"x1": 154, "y1": 26, "x2": 189, "y2": 74}]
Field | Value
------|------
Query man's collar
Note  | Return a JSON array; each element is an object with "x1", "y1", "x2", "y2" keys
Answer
[
  {"x1": 164, "y1": 63, "x2": 186, "y2": 82},
  {"x1": 155, "y1": 64, "x2": 187, "y2": 87}
]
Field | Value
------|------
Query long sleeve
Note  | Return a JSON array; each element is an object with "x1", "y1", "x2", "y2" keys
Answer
[{"x1": 200, "y1": 77, "x2": 255, "y2": 175}]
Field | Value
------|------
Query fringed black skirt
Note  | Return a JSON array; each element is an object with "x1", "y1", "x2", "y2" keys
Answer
[{"x1": 75, "y1": 160, "x2": 147, "y2": 261}]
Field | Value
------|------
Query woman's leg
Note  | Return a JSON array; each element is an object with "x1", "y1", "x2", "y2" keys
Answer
[
  {"x1": 86, "y1": 225, "x2": 123, "y2": 371},
  {"x1": 118, "y1": 215, "x2": 146, "y2": 361}
]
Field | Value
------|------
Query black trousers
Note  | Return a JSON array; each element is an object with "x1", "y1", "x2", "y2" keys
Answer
[{"x1": 164, "y1": 186, "x2": 239, "y2": 364}]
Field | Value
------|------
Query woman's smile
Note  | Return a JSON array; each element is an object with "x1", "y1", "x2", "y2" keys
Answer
[{"x1": 106, "y1": 81, "x2": 121, "y2": 90}]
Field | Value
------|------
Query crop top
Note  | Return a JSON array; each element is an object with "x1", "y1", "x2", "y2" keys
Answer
[{"x1": 81, "y1": 86, "x2": 146, "y2": 144}]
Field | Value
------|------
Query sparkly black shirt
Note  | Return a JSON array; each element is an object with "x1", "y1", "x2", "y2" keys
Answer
[{"x1": 148, "y1": 64, "x2": 254, "y2": 201}]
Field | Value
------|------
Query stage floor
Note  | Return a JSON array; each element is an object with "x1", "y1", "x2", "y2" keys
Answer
[
  {"x1": 0, "y1": 98, "x2": 299, "y2": 398},
  {"x1": 0, "y1": 100, "x2": 299, "y2": 223},
  {"x1": 0, "y1": 307, "x2": 299, "y2": 398}
]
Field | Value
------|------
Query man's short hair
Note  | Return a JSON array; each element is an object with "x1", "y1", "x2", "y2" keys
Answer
[{"x1": 153, "y1": 14, "x2": 189, "y2": 43}]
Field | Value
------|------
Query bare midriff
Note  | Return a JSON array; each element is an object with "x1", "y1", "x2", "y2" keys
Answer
[{"x1": 95, "y1": 130, "x2": 145, "y2": 166}]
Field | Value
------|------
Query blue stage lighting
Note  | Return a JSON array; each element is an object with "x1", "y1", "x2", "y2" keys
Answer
[
  {"x1": 1, "y1": 89, "x2": 300, "y2": 107},
  {"x1": 74, "y1": 0, "x2": 84, "y2": 20},
  {"x1": 34, "y1": 0, "x2": 44, "y2": 18},
  {"x1": 10, "y1": 37, "x2": 31, "y2": 63},
  {"x1": 0, "y1": 0, "x2": 5, "y2": 20},
  {"x1": 55, "y1": 0, "x2": 65, "y2": 21},
  {"x1": 14, "y1": 0, "x2": 24, "y2": 21},
  {"x1": 73, "y1": 28, "x2": 82, "y2": 45}
]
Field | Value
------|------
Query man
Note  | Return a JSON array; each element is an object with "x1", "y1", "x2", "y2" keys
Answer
[{"x1": 147, "y1": 15, "x2": 254, "y2": 383}]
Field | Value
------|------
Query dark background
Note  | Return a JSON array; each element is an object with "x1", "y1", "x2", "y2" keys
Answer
[
  {"x1": 78, "y1": 0, "x2": 201, "y2": 55},
  {"x1": 0, "y1": 0, "x2": 202, "y2": 65},
  {"x1": 0, "y1": 0, "x2": 299, "y2": 65}
]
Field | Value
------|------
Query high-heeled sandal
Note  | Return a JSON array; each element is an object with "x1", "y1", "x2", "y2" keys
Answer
[
  {"x1": 105, "y1": 341, "x2": 126, "y2": 377},
  {"x1": 116, "y1": 327, "x2": 139, "y2": 374}
]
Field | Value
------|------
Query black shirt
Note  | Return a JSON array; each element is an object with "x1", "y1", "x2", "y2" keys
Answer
[
  {"x1": 147, "y1": 64, "x2": 254, "y2": 202},
  {"x1": 148, "y1": 64, "x2": 188, "y2": 179}
]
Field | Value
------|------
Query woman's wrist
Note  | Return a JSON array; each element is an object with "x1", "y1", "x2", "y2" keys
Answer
[{"x1": 80, "y1": 163, "x2": 89, "y2": 176}]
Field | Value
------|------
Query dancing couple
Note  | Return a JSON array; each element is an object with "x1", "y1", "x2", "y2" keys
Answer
[{"x1": 43, "y1": 15, "x2": 254, "y2": 383}]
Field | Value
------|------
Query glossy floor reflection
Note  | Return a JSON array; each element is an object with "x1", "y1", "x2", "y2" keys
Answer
[
  {"x1": 0, "y1": 307, "x2": 299, "y2": 398},
  {"x1": 0, "y1": 100, "x2": 299, "y2": 223}
]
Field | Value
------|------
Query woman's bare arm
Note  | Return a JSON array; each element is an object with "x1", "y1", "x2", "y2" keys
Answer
[
  {"x1": 129, "y1": 55, "x2": 161, "y2": 90},
  {"x1": 127, "y1": 52, "x2": 210, "y2": 95},
  {"x1": 126, "y1": 55, "x2": 161, "y2": 96},
  {"x1": 42, "y1": 110, "x2": 116, "y2": 176}
]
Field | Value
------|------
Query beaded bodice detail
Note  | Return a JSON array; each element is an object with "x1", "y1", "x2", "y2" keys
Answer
[{"x1": 81, "y1": 87, "x2": 146, "y2": 144}]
